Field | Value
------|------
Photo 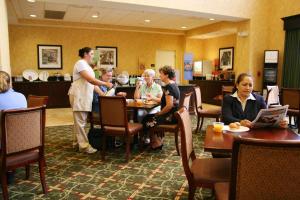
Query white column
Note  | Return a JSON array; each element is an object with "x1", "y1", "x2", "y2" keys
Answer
[{"x1": 0, "y1": 0, "x2": 11, "y2": 75}]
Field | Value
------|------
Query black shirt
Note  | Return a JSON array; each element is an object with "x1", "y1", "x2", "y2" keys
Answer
[
  {"x1": 222, "y1": 93, "x2": 267, "y2": 125},
  {"x1": 161, "y1": 83, "x2": 180, "y2": 111}
]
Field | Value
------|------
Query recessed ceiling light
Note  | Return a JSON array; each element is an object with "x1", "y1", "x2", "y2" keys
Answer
[
  {"x1": 144, "y1": 19, "x2": 151, "y2": 23},
  {"x1": 181, "y1": 26, "x2": 187, "y2": 29},
  {"x1": 92, "y1": 12, "x2": 99, "y2": 18},
  {"x1": 27, "y1": 0, "x2": 36, "y2": 2},
  {"x1": 29, "y1": 14, "x2": 37, "y2": 18},
  {"x1": 209, "y1": 18, "x2": 215, "y2": 21}
]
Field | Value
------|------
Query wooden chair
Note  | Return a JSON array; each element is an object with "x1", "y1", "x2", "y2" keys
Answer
[
  {"x1": 282, "y1": 88, "x2": 300, "y2": 133},
  {"x1": 214, "y1": 137, "x2": 300, "y2": 200},
  {"x1": 99, "y1": 96, "x2": 143, "y2": 162},
  {"x1": 151, "y1": 92, "x2": 193, "y2": 156},
  {"x1": 0, "y1": 106, "x2": 47, "y2": 199},
  {"x1": 194, "y1": 86, "x2": 221, "y2": 133},
  {"x1": 27, "y1": 95, "x2": 49, "y2": 107},
  {"x1": 175, "y1": 107, "x2": 231, "y2": 200},
  {"x1": 265, "y1": 85, "x2": 281, "y2": 108}
]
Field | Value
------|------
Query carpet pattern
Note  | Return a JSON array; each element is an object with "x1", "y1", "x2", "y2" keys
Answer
[{"x1": 2, "y1": 116, "x2": 216, "y2": 200}]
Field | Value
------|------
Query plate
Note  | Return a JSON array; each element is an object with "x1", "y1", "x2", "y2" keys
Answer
[
  {"x1": 22, "y1": 69, "x2": 38, "y2": 81},
  {"x1": 144, "y1": 100, "x2": 156, "y2": 105},
  {"x1": 39, "y1": 71, "x2": 49, "y2": 81},
  {"x1": 223, "y1": 125, "x2": 250, "y2": 132}
]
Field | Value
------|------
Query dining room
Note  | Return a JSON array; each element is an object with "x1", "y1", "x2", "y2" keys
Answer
[{"x1": 0, "y1": 0, "x2": 300, "y2": 199}]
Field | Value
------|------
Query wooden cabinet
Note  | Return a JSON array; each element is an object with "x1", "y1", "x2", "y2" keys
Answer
[
  {"x1": 12, "y1": 81, "x2": 71, "y2": 108},
  {"x1": 189, "y1": 80, "x2": 234, "y2": 105}
]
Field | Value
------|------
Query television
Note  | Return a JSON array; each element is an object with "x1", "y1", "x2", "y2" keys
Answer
[{"x1": 264, "y1": 68, "x2": 277, "y2": 83}]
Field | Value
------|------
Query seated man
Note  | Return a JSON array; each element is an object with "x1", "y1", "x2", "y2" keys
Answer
[{"x1": 92, "y1": 67, "x2": 126, "y2": 113}]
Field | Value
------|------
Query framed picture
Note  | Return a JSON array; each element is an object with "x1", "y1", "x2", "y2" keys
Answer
[
  {"x1": 37, "y1": 45, "x2": 62, "y2": 69},
  {"x1": 95, "y1": 46, "x2": 118, "y2": 68},
  {"x1": 219, "y1": 47, "x2": 234, "y2": 70},
  {"x1": 264, "y1": 50, "x2": 279, "y2": 63}
]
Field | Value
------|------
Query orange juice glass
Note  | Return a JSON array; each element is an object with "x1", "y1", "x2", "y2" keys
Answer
[{"x1": 213, "y1": 122, "x2": 224, "y2": 133}]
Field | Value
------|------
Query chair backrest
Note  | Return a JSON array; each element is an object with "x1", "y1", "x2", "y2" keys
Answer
[
  {"x1": 28, "y1": 95, "x2": 49, "y2": 107},
  {"x1": 194, "y1": 86, "x2": 202, "y2": 109},
  {"x1": 175, "y1": 107, "x2": 195, "y2": 182},
  {"x1": 282, "y1": 88, "x2": 300, "y2": 109},
  {"x1": 180, "y1": 92, "x2": 193, "y2": 110},
  {"x1": 266, "y1": 85, "x2": 280, "y2": 106},
  {"x1": 99, "y1": 96, "x2": 128, "y2": 128},
  {"x1": 1, "y1": 106, "x2": 46, "y2": 155},
  {"x1": 229, "y1": 137, "x2": 300, "y2": 200},
  {"x1": 222, "y1": 85, "x2": 234, "y2": 97}
]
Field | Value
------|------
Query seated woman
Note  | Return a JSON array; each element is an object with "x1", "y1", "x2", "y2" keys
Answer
[
  {"x1": 222, "y1": 73, "x2": 287, "y2": 128},
  {"x1": 134, "y1": 69, "x2": 163, "y2": 120},
  {"x1": 0, "y1": 71, "x2": 27, "y2": 110},
  {"x1": 142, "y1": 66, "x2": 180, "y2": 149},
  {"x1": 0, "y1": 70, "x2": 27, "y2": 185},
  {"x1": 92, "y1": 67, "x2": 126, "y2": 113}
]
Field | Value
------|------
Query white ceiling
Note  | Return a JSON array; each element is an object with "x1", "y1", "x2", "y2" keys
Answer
[{"x1": 7, "y1": 0, "x2": 244, "y2": 31}]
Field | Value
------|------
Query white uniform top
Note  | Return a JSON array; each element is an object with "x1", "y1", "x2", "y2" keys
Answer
[{"x1": 68, "y1": 59, "x2": 95, "y2": 111}]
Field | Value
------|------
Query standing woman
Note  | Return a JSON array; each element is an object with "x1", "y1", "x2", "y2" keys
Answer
[
  {"x1": 142, "y1": 66, "x2": 180, "y2": 149},
  {"x1": 69, "y1": 47, "x2": 113, "y2": 154}
]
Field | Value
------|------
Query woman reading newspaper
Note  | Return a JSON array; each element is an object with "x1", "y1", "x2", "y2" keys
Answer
[{"x1": 221, "y1": 73, "x2": 288, "y2": 128}]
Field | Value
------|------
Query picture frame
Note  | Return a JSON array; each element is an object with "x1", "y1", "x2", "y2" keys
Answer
[
  {"x1": 219, "y1": 47, "x2": 234, "y2": 70},
  {"x1": 37, "y1": 45, "x2": 62, "y2": 69},
  {"x1": 95, "y1": 46, "x2": 118, "y2": 68}
]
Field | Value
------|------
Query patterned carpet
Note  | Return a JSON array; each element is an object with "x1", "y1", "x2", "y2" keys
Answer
[{"x1": 2, "y1": 116, "x2": 217, "y2": 200}]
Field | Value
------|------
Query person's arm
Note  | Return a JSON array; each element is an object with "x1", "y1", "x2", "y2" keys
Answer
[
  {"x1": 222, "y1": 96, "x2": 241, "y2": 124},
  {"x1": 156, "y1": 95, "x2": 173, "y2": 116},
  {"x1": 146, "y1": 93, "x2": 162, "y2": 103},
  {"x1": 80, "y1": 70, "x2": 113, "y2": 88},
  {"x1": 94, "y1": 86, "x2": 105, "y2": 96},
  {"x1": 134, "y1": 84, "x2": 142, "y2": 99}
]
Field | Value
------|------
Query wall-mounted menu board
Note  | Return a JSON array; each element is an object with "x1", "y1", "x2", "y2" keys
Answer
[{"x1": 264, "y1": 50, "x2": 279, "y2": 63}]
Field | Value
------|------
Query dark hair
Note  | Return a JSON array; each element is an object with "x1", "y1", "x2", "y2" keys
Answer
[
  {"x1": 159, "y1": 65, "x2": 175, "y2": 79},
  {"x1": 78, "y1": 47, "x2": 92, "y2": 58},
  {"x1": 233, "y1": 73, "x2": 252, "y2": 93}
]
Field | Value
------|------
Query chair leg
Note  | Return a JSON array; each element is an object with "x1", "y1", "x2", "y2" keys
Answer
[
  {"x1": 125, "y1": 136, "x2": 131, "y2": 162},
  {"x1": 39, "y1": 158, "x2": 48, "y2": 194},
  {"x1": 101, "y1": 135, "x2": 107, "y2": 161},
  {"x1": 188, "y1": 184, "x2": 196, "y2": 200},
  {"x1": 199, "y1": 117, "x2": 204, "y2": 132},
  {"x1": 195, "y1": 115, "x2": 200, "y2": 133},
  {"x1": 175, "y1": 131, "x2": 180, "y2": 156},
  {"x1": 1, "y1": 171, "x2": 9, "y2": 200},
  {"x1": 25, "y1": 165, "x2": 30, "y2": 179}
]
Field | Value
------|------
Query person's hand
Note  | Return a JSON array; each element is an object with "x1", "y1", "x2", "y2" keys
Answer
[
  {"x1": 279, "y1": 119, "x2": 288, "y2": 128},
  {"x1": 105, "y1": 82, "x2": 113, "y2": 88},
  {"x1": 117, "y1": 92, "x2": 127, "y2": 97},
  {"x1": 240, "y1": 119, "x2": 252, "y2": 128},
  {"x1": 146, "y1": 93, "x2": 153, "y2": 101}
]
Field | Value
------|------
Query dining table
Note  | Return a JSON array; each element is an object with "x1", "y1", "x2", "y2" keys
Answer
[
  {"x1": 126, "y1": 99, "x2": 159, "y2": 122},
  {"x1": 204, "y1": 125, "x2": 300, "y2": 153}
]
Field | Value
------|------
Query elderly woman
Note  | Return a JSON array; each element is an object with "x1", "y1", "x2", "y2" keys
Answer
[
  {"x1": 142, "y1": 66, "x2": 180, "y2": 149},
  {"x1": 134, "y1": 69, "x2": 162, "y2": 104},
  {"x1": 0, "y1": 71, "x2": 27, "y2": 110},
  {"x1": 222, "y1": 73, "x2": 288, "y2": 128},
  {"x1": 68, "y1": 47, "x2": 113, "y2": 154}
]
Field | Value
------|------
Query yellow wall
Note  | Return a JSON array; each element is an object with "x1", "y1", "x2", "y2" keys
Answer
[
  {"x1": 184, "y1": 38, "x2": 204, "y2": 61},
  {"x1": 9, "y1": 25, "x2": 184, "y2": 78},
  {"x1": 202, "y1": 34, "x2": 236, "y2": 63}
]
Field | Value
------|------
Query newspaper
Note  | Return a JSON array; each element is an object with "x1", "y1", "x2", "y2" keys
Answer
[{"x1": 251, "y1": 105, "x2": 289, "y2": 128}]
